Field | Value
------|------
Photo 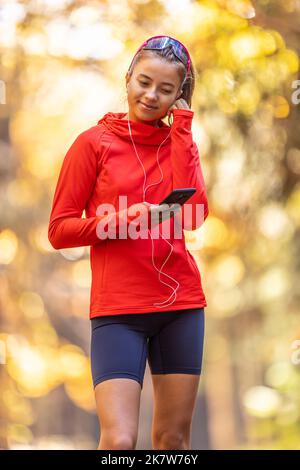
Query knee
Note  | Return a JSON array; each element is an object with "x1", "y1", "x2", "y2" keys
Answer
[
  {"x1": 111, "y1": 436, "x2": 136, "y2": 450},
  {"x1": 153, "y1": 430, "x2": 189, "y2": 450},
  {"x1": 98, "y1": 433, "x2": 137, "y2": 450}
]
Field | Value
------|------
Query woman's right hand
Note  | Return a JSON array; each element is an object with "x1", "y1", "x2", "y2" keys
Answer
[{"x1": 143, "y1": 202, "x2": 181, "y2": 227}]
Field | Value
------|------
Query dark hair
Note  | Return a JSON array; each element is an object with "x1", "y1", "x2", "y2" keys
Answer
[{"x1": 127, "y1": 45, "x2": 196, "y2": 110}]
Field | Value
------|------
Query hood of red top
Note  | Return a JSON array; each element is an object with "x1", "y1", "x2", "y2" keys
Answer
[{"x1": 97, "y1": 112, "x2": 171, "y2": 146}]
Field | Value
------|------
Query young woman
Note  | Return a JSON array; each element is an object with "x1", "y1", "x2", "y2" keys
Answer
[{"x1": 48, "y1": 35, "x2": 209, "y2": 450}]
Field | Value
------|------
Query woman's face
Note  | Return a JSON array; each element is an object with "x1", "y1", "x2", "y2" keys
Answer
[{"x1": 125, "y1": 56, "x2": 183, "y2": 126}]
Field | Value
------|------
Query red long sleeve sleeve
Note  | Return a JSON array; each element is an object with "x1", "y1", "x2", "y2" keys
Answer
[
  {"x1": 48, "y1": 129, "x2": 150, "y2": 249},
  {"x1": 170, "y1": 108, "x2": 209, "y2": 230}
]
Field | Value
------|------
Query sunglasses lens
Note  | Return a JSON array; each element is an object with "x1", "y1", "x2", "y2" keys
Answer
[{"x1": 144, "y1": 37, "x2": 189, "y2": 67}]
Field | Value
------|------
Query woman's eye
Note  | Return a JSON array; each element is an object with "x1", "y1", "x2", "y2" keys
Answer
[{"x1": 139, "y1": 81, "x2": 171, "y2": 94}]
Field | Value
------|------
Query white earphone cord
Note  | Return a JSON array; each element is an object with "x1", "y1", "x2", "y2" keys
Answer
[{"x1": 127, "y1": 115, "x2": 180, "y2": 308}]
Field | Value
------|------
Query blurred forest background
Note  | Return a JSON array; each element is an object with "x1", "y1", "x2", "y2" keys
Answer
[{"x1": 0, "y1": 0, "x2": 300, "y2": 450}]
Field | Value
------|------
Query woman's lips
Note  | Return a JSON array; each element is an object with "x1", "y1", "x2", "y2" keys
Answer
[{"x1": 139, "y1": 101, "x2": 157, "y2": 111}]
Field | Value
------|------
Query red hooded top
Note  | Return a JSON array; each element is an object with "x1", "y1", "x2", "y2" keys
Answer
[{"x1": 48, "y1": 108, "x2": 209, "y2": 318}]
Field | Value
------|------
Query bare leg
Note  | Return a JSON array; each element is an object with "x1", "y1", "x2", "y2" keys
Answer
[
  {"x1": 151, "y1": 374, "x2": 200, "y2": 450},
  {"x1": 94, "y1": 378, "x2": 142, "y2": 450}
]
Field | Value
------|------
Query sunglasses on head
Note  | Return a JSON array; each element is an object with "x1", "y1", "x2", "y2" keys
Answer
[{"x1": 128, "y1": 35, "x2": 191, "y2": 81}]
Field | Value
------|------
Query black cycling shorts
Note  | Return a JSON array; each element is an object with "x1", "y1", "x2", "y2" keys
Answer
[{"x1": 90, "y1": 307, "x2": 205, "y2": 389}]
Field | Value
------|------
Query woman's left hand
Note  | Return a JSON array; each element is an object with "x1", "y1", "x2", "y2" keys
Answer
[{"x1": 168, "y1": 98, "x2": 190, "y2": 112}]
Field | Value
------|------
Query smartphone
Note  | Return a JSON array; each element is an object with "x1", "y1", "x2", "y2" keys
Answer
[
  {"x1": 155, "y1": 188, "x2": 196, "y2": 224},
  {"x1": 159, "y1": 188, "x2": 196, "y2": 206}
]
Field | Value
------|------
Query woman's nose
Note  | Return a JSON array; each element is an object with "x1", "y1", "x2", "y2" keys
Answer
[{"x1": 145, "y1": 89, "x2": 158, "y2": 100}]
